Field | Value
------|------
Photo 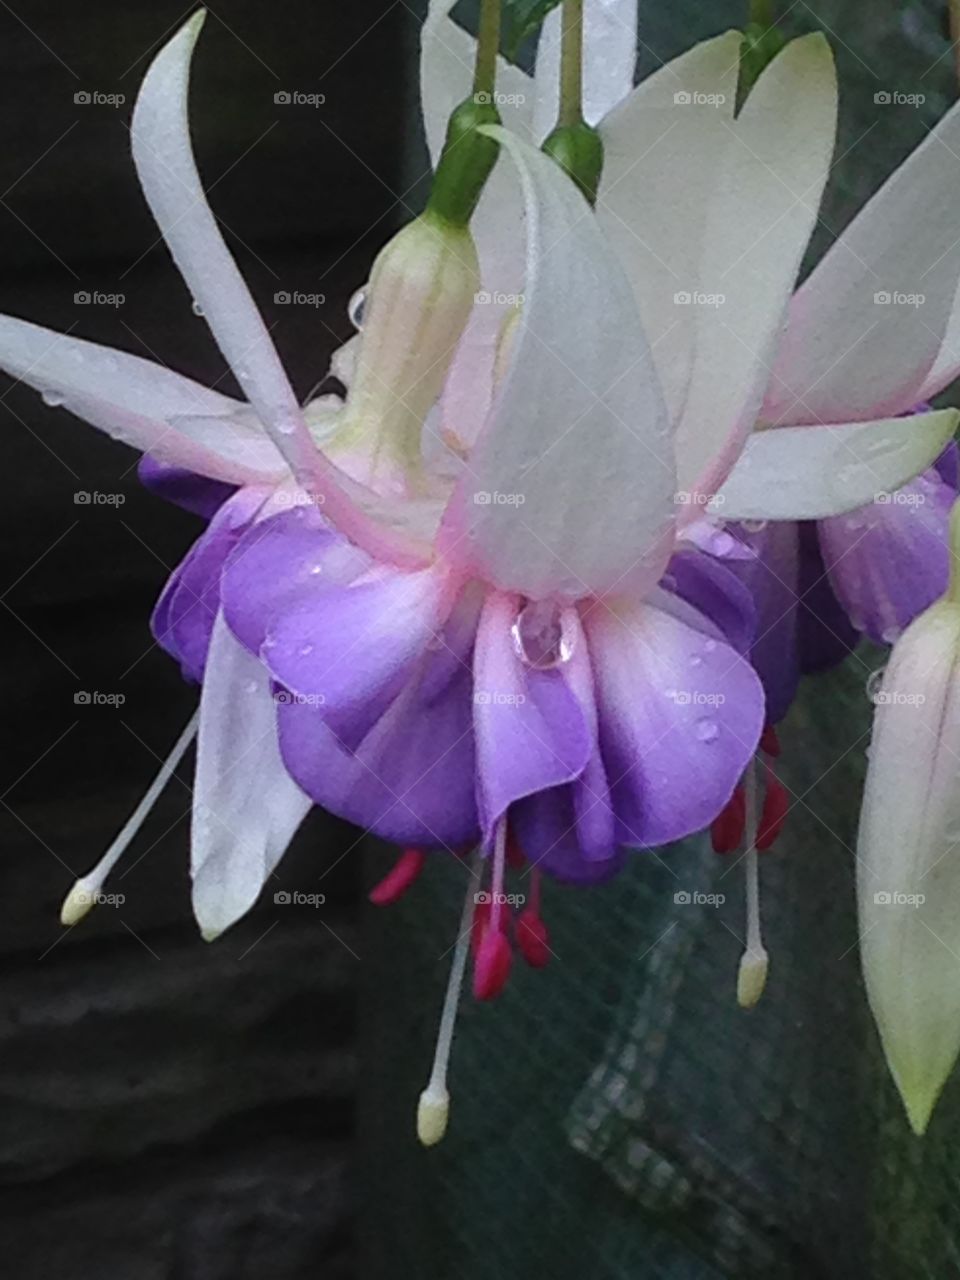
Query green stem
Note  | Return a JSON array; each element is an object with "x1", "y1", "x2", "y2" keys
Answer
[
  {"x1": 749, "y1": 0, "x2": 775, "y2": 27},
  {"x1": 559, "y1": 0, "x2": 584, "y2": 127},
  {"x1": 473, "y1": 0, "x2": 501, "y2": 99}
]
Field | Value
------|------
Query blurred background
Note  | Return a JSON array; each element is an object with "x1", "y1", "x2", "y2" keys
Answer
[{"x1": 0, "y1": 1, "x2": 959, "y2": 1277}]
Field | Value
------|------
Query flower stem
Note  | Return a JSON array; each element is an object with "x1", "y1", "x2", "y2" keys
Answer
[
  {"x1": 559, "y1": 0, "x2": 584, "y2": 127},
  {"x1": 749, "y1": 0, "x2": 775, "y2": 27},
  {"x1": 473, "y1": 0, "x2": 501, "y2": 100}
]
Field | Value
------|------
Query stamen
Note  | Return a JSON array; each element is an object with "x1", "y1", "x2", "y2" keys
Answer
[
  {"x1": 368, "y1": 848, "x2": 427, "y2": 905},
  {"x1": 711, "y1": 784, "x2": 745, "y2": 855},
  {"x1": 417, "y1": 853, "x2": 480, "y2": 1147},
  {"x1": 60, "y1": 711, "x2": 199, "y2": 926},
  {"x1": 472, "y1": 818, "x2": 513, "y2": 998},
  {"x1": 517, "y1": 869, "x2": 550, "y2": 969},
  {"x1": 737, "y1": 758, "x2": 769, "y2": 1009},
  {"x1": 760, "y1": 724, "x2": 781, "y2": 757},
  {"x1": 756, "y1": 771, "x2": 788, "y2": 851}
]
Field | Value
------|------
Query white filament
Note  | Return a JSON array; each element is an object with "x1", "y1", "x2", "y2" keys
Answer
[{"x1": 737, "y1": 757, "x2": 769, "y2": 1008}]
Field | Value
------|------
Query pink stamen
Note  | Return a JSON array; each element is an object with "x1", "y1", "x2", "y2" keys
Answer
[
  {"x1": 711, "y1": 784, "x2": 746, "y2": 855},
  {"x1": 757, "y1": 772, "x2": 789, "y2": 851},
  {"x1": 368, "y1": 848, "x2": 427, "y2": 905},
  {"x1": 473, "y1": 929, "x2": 513, "y2": 1000},
  {"x1": 760, "y1": 725, "x2": 781, "y2": 758}
]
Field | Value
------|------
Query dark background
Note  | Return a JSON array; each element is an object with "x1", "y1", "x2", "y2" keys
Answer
[{"x1": 0, "y1": 3, "x2": 417, "y2": 1276}]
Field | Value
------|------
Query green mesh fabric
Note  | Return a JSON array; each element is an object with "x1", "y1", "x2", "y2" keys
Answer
[{"x1": 360, "y1": 3, "x2": 960, "y2": 1276}]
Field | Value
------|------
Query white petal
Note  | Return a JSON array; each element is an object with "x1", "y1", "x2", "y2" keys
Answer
[
  {"x1": 675, "y1": 34, "x2": 837, "y2": 501},
  {"x1": 767, "y1": 96, "x2": 960, "y2": 425},
  {"x1": 921, "y1": 274, "x2": 960, "y2": 400},
  {"x1": 710, "y1": 409, "x2": 959, "y2": 521},
  {"x1": 133, "y1": 15, "x2": 431, "y2": 567},
  {"x1": 445, "y1": 127, "x2": 675, "y2": 601},
  {"x1": 597, "y1": 32, "x2": 741, "y2": 425},
  {"x1": 0, "y1": 314, "x2": 285, "y2": 482},
  {"x1": 857, "y1": 602, "x2": 960, "y2": 1133},
  {"x1": 192, "y1": 613, "x2": 311, "y2": 938},
  {"x1": 533, "y1": 0, "x2": 638, "y2": 137}
]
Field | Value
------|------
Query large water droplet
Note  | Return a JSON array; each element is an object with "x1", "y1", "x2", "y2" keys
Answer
[
  {"x1": 866, "y1": 667, "x2": 886, "y2": 704},
  {"x1": 740, "y1": 518, "x2": 768, "y2": 535},
  {"x1": 41, "y1": 390, "x2": 65, "y2": 408},
  {"x1": 512, "y1": 600, "x2": 574, "y2": 670},
  {"x1": 191, "y1": 299, "x2": 205, "y2": 317},
  {"x1": 694, "y1": 717, "x2": 719, "y2": 743},
  {"x1": 348, "y1": 287, "x2": 366, "y2": 330}
]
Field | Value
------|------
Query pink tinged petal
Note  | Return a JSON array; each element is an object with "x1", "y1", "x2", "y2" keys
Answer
[
  {"x1": 857, "y1": 601, "x2": 960, "y2": 1134},
  {"x1": 584, "y1": 597, "x2": 764, "y2": 848},
  {"x1": 710, "y1": 409, "x2": 959, "y2": 521},
  {"x1": 676, "y1": 35, "x2": 838, "y2": 503},
  {"x1": 191, "y1": 613, "x2": 312, "y2": 938},
  {"x1": 0, "y1": 315, "x2": 285, "y2": 483},
  {"x1": 597, "y1": 33, "x2": 741, "y2": 424},
  {"x1": 262, "y1": 565, "x2": 456, "y2": 748},
  {"x1": 473, "y1": 592, "x2": 593, "y2": 841},
  {"x1": 533, "y1": 0, "x2": 638, "y2": 136},
  {"x1": 769, "y1": 97, "x2": 960, "y2": 425},
  {"x1": 132, "y1": 14, "x2": 426, "y2": 568},
  {"x1": 421, "y1": 2, "x2": 533, "y2": 453},
  {"x1": 446, "y1": 127, "x2": 675, "y2": 601}
]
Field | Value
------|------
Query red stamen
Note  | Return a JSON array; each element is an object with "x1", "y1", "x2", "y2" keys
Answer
[
  {"x1": 506, "y1": 830, "x2": 525, "y2": 870},
  {"x1": 711, "y1": 784, "x2": 746, "y2": 855},
  {"x1": 516, "y1": 910, "x2": 551, "y2": 968},
  {"x1": 473, "y1": 929, "x2": 513, "y2": 1000},
  {"x1": 757, "y1": 774, "x2": 789, "y2": 851},
  {"x1": 760, "y1": 725, "x2": 781, "y2": 758},
  {"x1": 368, "y1": 848, "x2": 427, "y2": 906},
  {"x1": 471, "y1": 897, "x2": 493, "y2": 953}
]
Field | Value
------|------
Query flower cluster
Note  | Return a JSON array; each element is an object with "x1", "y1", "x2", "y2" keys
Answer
[{"x1": 8, "y1": 1, "x2": 960, "y2": 1141}]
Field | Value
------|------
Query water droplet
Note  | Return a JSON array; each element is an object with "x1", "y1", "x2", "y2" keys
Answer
[
  {"x1": 709, "y1": 530, "x2": 735, "y2": 557},
  {"x1": 191, "y1": 299, "x2": 205, "y2": 317},
  {"x1": 309, "y1": 564, "x2": 324, "y2": 576},
  {"x1": 244, "y1": 679, "x2": 259, "y2": 694},
  {"x1": 276, "y1": 415, "x2": 297, "y2": 435},
  {"x1": 298, "y1": 643, "x2": 314, "y2": 657},
  {"x1": 690, "y1": 655, "x2": 703, "y2": 668},
  {"x1": 740, "y1": 518, "x2": 768, "y2": 535},
  {"x1": 348, "y1": 287, "x2": 366, "y2": 330},
  {"x1": 694, "y1": 717, "x2": 719, "y2": 743},
  {"x1": 866, "y1": 667, "x2": 886, "y2": 704},
  {"x1": 512, "y1": 600, "x2": 574, "y2": 670},
  {"x1": 41, "y1": 390, "x2": 65, "y2": 408},
  {"x1": 704, "y1": 639, "x2": 717, "y2": 653}
]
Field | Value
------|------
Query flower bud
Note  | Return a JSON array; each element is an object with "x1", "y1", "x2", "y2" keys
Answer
[
  {"x1": 857, "y1": 502, "x2": 960, "y2": 1132},
  {"x1": 329, "y1": 211, "x2": 480, "y2": 495},
  {"x1": 541, "y1": 121, "x2": 604, "y2": 205}
]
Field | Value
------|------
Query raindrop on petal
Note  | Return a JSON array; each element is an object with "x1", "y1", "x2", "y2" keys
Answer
[
  {"x1": 866, "y1": 668, "x2": 886, "y2": 704},
  {"x1": 348, "y1": 287, "x2": 366, "y2": 330},
  {"x1": 41, "y1": 390, "x2": 65, "y2": 408},
  {"x1": 512, "y1": 600, "x2": 574, "y2": 670},
  {"x1": 191, "y1": 299, "x2": 205, "y2": 317},
  {"x1": 694, "y1": 717, "x2": 719, "y2": 743}
]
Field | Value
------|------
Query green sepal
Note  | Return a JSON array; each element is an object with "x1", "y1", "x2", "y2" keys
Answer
[
  {"x1": 541, "y1": 121, "x2": 604, "y2": 205},
  {"x1": 426, "y1": 97, "x2": 502, "y2": 228},
  {"x1": 739, "y1": 21, "x2": 789, "y2": 103}
]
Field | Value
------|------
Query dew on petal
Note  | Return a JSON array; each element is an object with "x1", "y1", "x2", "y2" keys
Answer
[
  {"x1": 866, "y1": 668, "x2": 886, "y2": 704},
  {"x1": 298, "y1": 643, "x2": 314, "y2": 657},
  {"x1": 694, "y1": 717, "x2": 719, "y2": 743},
  {"x1": 740, "y1": 518, "x2": 768, "y2": 535},
  {"x1": 348, "y1": 287, "x2": 367, "y2": 330},
  {"x1": 41, "y1": 390, "x2": 65, "y2": 408},
  {"x1": 191, "y1": 299, "x2": 205, "y2": 317},
  {"x1": 512, "y1": 600, "x2": 574, "y2": 671}
]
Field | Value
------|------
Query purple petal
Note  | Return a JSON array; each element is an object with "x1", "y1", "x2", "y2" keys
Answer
[
  {"x1": 261, "y1": 564, "x2": 454, "y2": 749},
  {"x1": 585, "y1": 598, "x2": 764, "y2": 847},
  {"x1": 795, "y1": 520, "x2": 858, "y2": 674},
  {"x1": 138, "y1": 454, "x2": 237, "y2": 519},
  {"x1": 818, "y1": 469, "x2": 955, "y2": 646},
  {"x1": 221, "y1": 505, "x2": 369, "y2": 655},
  {"x1": 472, "y1": 593, "x2": 593, "y2": 842},
  {"x1": 513, "y1": 786, "x2": 627, "y2": 884},
  {"x1": 151, "y1": 488, "x2": 265, "y2": 683},
  {"x1": 662, "y1": 549, "x2": 757, "y2": 655}
]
